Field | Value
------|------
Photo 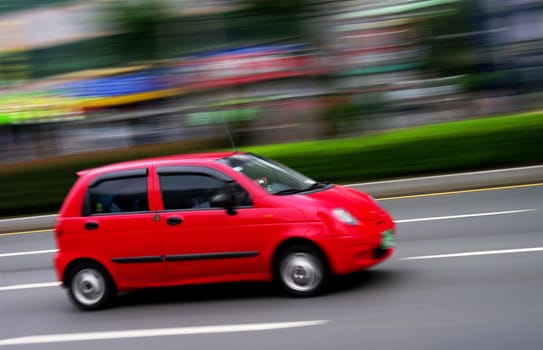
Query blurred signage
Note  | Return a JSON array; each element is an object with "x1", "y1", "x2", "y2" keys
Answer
[
  {"x1": 52, "y1": 69, "x2": 179, "y2": 109},
  {"x1": 59, "y1": 70, "x2": 171, "y2": 98},
  {"x1": 46, "y1": 44, "x2": 327, "y2": 110},
  {"x1": 172, "y1": 44, "x2": 327, "y2": 89},
  {"x1": 186, "y1": 108, "x2": 258, "y2": 126},
  {"x1": 0, "y1": 93, "x2": 82, "y2": 125}
]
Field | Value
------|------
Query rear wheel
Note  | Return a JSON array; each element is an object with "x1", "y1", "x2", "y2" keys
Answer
[
  {"x1": 67, "y1": 262, "x2": 116, "y2": 310},
  {"x1": 276, "y1": 245, "x2": 329, "y2": 297}
]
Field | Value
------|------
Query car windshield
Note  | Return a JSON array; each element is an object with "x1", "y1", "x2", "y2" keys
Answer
[{"x1": 219, "y1": 154, "x2": 329, "y2": 195}]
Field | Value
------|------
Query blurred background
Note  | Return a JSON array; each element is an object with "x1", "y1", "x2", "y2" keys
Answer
[{"x1": 1, "y1": 0, "x2": 542, "y2": 163}]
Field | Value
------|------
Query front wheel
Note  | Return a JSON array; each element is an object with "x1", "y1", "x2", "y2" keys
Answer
[
  {"x1": 67, "y1": 262, "x2": 116, "y2": 310},
  {"x1": 276, "y1": 245, "x2": 329, "y2": 297}
]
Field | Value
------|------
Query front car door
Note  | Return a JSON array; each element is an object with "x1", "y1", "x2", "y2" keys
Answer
[{"x1": 155, "y1": 166, "x2": 270, "y2": 282}]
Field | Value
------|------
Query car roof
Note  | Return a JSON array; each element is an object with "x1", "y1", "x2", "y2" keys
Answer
[{"x1": 77, "y1": 151, "x2": 240, "y2": 177}]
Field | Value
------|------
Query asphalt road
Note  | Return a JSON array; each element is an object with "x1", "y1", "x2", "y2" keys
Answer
[{"x1": 1, "y1": 185, "x2": 542, "y2": 350}]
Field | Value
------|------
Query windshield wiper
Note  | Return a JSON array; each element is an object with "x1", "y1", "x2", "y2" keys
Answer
[
  {"x1": 304, "y1": 181, "x2": 332, "y2": 191},
  {"x1": 274, "y1": 188, "x2": 306, "y2": 195},
  {"x1": 274, "y1": 181, "x2": 331, "y2": 195}
]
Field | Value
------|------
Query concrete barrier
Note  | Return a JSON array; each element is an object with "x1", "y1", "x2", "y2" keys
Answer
[{"x1": 350, "y1": 165, "x2": 543, "y2": 198}]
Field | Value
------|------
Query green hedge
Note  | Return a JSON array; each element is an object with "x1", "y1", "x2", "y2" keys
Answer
[
  {"x1": 246, "y1": 112, "x2": 543, "y2": 182},
  {"x1": 1, "y1": 113, "x2": 542, "y2": 217},
  {"x1": 0, "y1": 140, "x2": 217, "y2": 217}
]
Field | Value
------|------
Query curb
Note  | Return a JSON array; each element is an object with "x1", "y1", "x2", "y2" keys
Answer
[{"x1": 1, "y1": 165, "x2": 542, "y2": 234}]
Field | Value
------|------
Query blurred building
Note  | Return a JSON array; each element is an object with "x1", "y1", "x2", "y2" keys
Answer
[
  {"x1": 328, "y1": 1, "x2": 425, "y2": 91},
  {"x1": 473, "y1": 0, "x2": 543, "y2": 91},
  {"x1": 1, "y1": 0, "x2": 542, "y2": 163},
  {"x1": 320, "y1": 0, "x2": 467, "y2": 131}
]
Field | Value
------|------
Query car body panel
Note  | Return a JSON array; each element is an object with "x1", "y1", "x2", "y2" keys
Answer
[{"x1": 54, "y1": 152, "x2": 395, "y2": 293}]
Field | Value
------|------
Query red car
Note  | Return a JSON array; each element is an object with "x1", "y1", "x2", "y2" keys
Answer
[{"x1": 54, "y1": 152, "x2": 395, "y2": 310}]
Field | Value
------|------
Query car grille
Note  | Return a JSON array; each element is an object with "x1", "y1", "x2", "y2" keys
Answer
[{"x1": 373, "y1": 247, "x2": 390, "y2": 259}]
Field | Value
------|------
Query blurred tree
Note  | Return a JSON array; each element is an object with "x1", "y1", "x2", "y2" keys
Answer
[
  {"x1": 239, "y1": 0, "x2": 308, "y2": 38},
  {"x1": 101, "y1": 0, "x2": 169, "y2": 62},
  {"x1": 246, "y1": 0, "x2": 306, "y2": 19},
  {"x1": 422, "y1": 0, "x2": 478, "y2": 77}
]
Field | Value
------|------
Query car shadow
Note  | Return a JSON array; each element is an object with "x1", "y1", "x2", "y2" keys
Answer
[
  {"x1": 114, "y1": 268, "x2": 406, "y2": 308},
  {"x1": 330, "y1": 268, "x2": 403, "y2": 294},
  {"x1": 116, "y1": 281, "x2": 278, "y2": 308}
]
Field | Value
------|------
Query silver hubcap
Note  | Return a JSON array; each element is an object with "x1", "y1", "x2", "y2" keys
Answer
[
  {"x1": 281, "y1": 253, "x2": 322, "y2": 292},
  {"x1": 72, "y1": 268, "x2": 105, "y2": 306}
]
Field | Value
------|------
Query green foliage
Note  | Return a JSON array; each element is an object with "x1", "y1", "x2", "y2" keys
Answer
[
  {"x1": 26, "y1": 36, "x2": 123, "y2": 78},
  {"x1": 102, "y1": 0, "x2": 169, "y2": 62},
  {"x1": 1, "y1": 113, "x2": 542, "y2": 216},
  {"x1": 244, "y1": 0, "x2": 306, "y2": 20},
  {"x1": 246, "y1": 113, "x2": 543, "y2": 182},
  {"x1": 1, "y1": 0, "x2": 308, "y2": 79},
  {"x1": 0, "y1": 51, "x2": 29, "y2": 86},
  {"x1": 0, "y1": 140, "x2": 217, "y2": 217},
  {"x1": 422, "y1": 1, "x2": 478, "y2": 76},
  {"x1": 322, "y1": 93, "x2": 386, "y2": 136},
  {"x1": 236, "y1": 0, "x2": 307, "y2": 39}
]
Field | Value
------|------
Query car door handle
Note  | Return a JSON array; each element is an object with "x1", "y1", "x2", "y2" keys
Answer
[
  {"x1": 166, "y1": 217, "x2": 183, "y2": 226},
  {"x1": 85, "y1": 221, "x2": 99, "y2": 230}
]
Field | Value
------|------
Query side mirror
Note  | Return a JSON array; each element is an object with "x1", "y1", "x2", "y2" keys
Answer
[{"x1": 210, "y1": 193, "x2": 237, "y2": 216}]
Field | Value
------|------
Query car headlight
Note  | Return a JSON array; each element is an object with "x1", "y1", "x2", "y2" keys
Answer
[{"x1": 332, "y1": 208, "x2": 359, "y2": 226}]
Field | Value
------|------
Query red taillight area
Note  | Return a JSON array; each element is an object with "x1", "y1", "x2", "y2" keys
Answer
[{"x1": 54, "y1": 222, "x2": 64, "y2": 238}]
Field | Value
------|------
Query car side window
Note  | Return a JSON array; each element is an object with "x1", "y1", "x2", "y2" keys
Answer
[
  {"x1": 159, "y1": 173, "x2": 251, "y2": 210},
  {"x1": 84, "y1": 175, "x2": 149, "y2": 215}
]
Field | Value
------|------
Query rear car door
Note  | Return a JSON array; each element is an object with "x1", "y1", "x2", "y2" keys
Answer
[{"x1": 71, "y1": 169, "x2": 167, "y2": 285}]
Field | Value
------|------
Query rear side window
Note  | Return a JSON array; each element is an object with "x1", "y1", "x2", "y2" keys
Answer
[{"x1": 84, "y1": 173, "x2": 149, "y2": 215}]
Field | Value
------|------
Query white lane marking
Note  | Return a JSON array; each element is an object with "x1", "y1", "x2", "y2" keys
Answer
[
  {"x1": 401, "y1": 247, "x2": 543, "y2": 260},
  {"x1": 395, "y1": 209, "x2": 536, "y2": 223},
  {"x1": 2, "y1": 208, "x2": 535, "y2": 251},
  {"x1": 0, "y1": 249, "x2": 57, "y2": 258},
  {"x1": 0, "y1": 320, "x2": 330, "y2": 346},
  {"x1": 3, "y1": 245, "x2": 543, "y2": 292},
  {"x1": 0, "y1": 282, "x2": 61, "y2": 291}
]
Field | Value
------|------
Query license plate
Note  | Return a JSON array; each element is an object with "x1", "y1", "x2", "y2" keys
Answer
[{"x1": 381, "y1": 230, "x2": 395, "y2": 249}]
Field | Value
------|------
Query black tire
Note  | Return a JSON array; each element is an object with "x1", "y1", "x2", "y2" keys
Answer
[
  {"x1": 275, "y1": 244, "x2": 329, "y2": 297},
  {"x1": 67, "y1": 262, "x2": 117, "y2": 311}
]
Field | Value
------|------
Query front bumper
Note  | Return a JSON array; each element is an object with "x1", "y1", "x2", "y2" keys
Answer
[{"x1": 321, "y1": 225, "x2": 396, "y2": 275}]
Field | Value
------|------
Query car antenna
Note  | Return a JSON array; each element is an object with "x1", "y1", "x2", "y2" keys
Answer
[{"x1": 222, "y1": 112, "x2": 237, "y2": 153}]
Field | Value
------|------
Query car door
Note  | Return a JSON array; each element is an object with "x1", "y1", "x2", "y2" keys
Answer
[
  {"x1": 70, "y1": 168, "x2": 167, "y2": 285},
  {"x1": 155, "y1": 166, "x2": 271, "y2": 281}
]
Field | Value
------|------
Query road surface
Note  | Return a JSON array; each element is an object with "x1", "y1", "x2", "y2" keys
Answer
[{"x1": 1, "y1": 184, "x2": 542, "y2": 349}]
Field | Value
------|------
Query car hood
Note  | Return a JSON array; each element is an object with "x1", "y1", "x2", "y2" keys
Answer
[{"x1": 303, "y1": 185, "x2": 391, "y2": 222}]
